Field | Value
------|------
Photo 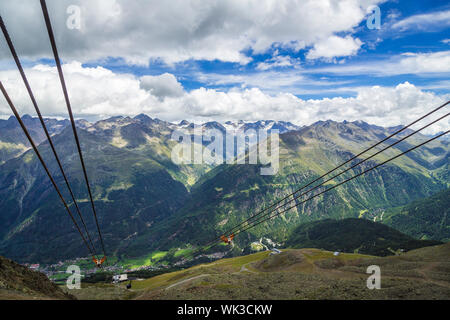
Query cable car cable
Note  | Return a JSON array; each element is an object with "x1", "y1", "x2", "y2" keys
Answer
[
  {"x1": 187, "y1": 128, "x2": 450, "y2": 261},
  {"x1": 209, "y1": 101, "x2": 449, "y2": 247},
  {"x1": 0, "y1": 16, "x2": 97, "y2": 254},
  {"x1": 40, "y1": 0, "x2": 106, "y2": 259},
  {"x1": 0, "y1": 82, "x2": 94, "y2": 256},
  {"x1": 210, "y1": 110, "x2": 449, "y2": 243},
  {"x1": 234, "y1": 130, "x2": 449, "y2": 237},
  {"x1": 183, "y1": 111, "x2": 449, "y2": 262}
]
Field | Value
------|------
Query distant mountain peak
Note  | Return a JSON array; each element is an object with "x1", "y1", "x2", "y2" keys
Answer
[
  {"x1": 134, "y1": 113, "x2": 152, "y2": 122},
  {"x1": 204, "y1": 121, "x2": 226, "y2": 131},
  {"x1": 107, "y1": 115, "x2": 125, "y2": 121}
]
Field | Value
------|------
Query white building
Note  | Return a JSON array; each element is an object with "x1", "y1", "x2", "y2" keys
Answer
[
  {"x1": 29, "y1": 264, "x2": 40, "y2": 271},
  {"x1": 270, "y1": 248, "x2": 282, "y2": 255},
  {"x1": 112, "y1": 274, "x2": 128, "y2": 283}
]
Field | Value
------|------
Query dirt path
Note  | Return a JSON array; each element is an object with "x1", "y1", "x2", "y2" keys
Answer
[
  {"x1": 165, "y1": 274, "x2": 210, "y2": 290},
  {"x1": 231, "y1": 262, "x2": 256, "y2": 275},
  {"x1": 239, "y1": 263, "x2": 255, "y2": 273}
]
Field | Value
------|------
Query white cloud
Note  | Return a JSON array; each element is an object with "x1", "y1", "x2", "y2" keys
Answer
[
  {"x1": 175, "y1": 82, "x2": 448, "y2": 134},
  {"x1": 0, "y1": 62, "x2": 149, "y2": 118},
  {"x1": 306, "y1": 50, "x2": 450, "y2": 75},
  {"x1": 0, "y1": 62, "x2": 447, "y2": 134},
  {"x1": 419, "y1": 80, "x2": 450, "y2": 91},
  {"x1": 195, "y1": 70, "x2": 353, "y2": 96},
  {"x1": 392, "y1": 10, "x2": 450, "y2": 32},
  {"x1": 398, "y1": 51, "x2": 450, "y2": 74},
  {"x1": 306, "y1": 35, "x2": 363, "y2": 60},
  {"x1": 140, "y1": 73, "x2": 184, "y2": 99},
  {"x1": 0, "y1": 0, "x2": 383, "y2": 65},
  {"x1": 256, "y1": 54, "x2": 297, "y2": 71}
]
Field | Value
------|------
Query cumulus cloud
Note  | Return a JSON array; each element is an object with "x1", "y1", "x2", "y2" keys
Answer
[
  {"x1": 140, "y1": 73, "x2": 184, "y2": 99},
  {"x1": 0, "y1": 62, "x2": 447, "y2": 134},
  {"x1": 311, "y1": 82, "x2": 449, "y2": 133},
  {"x1": 173, "y1": 82, "x2": 448, "y2": 134},
  {"x1": 0, "y1": 0, "x2": 383, "y2": 65},
  {"x1": 0, "y1": 62, "x2": 149, "y2": 118},
  {"x1": 306, "y1": 35, "x2": 363, "y2": 60}
]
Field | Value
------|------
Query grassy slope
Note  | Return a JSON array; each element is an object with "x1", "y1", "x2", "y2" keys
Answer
[
  {"x1": 0, "y1": 255, "x2": 74, "y2": 300},
  {"x1": 132, "y1": 244, "x2": 450, "y2": 300},
  {"x1": 68, "y1": 243, "x2": 450, "y2": 300}
]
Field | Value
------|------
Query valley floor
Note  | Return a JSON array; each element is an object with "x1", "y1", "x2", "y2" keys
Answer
[{"x1": 67, "y1": 243, "x2": 450, "y2": 300}]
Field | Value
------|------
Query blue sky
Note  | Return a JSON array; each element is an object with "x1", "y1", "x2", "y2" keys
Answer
[
  {"x1": 0, "y1": 0, "x2": 448, "y2": 133},
  {"x1": 79, "y1": 0, "x2": 450, "y2": 99}
]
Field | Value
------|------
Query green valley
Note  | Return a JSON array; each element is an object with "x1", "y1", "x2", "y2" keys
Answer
[{"x1": 0, "y1": 116, "x2": 448, "y2": 267}]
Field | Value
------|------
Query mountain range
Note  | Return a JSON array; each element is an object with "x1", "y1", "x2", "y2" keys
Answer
[{"x1": 0, "y1": 114, "x2": 448, "y2": 264}]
